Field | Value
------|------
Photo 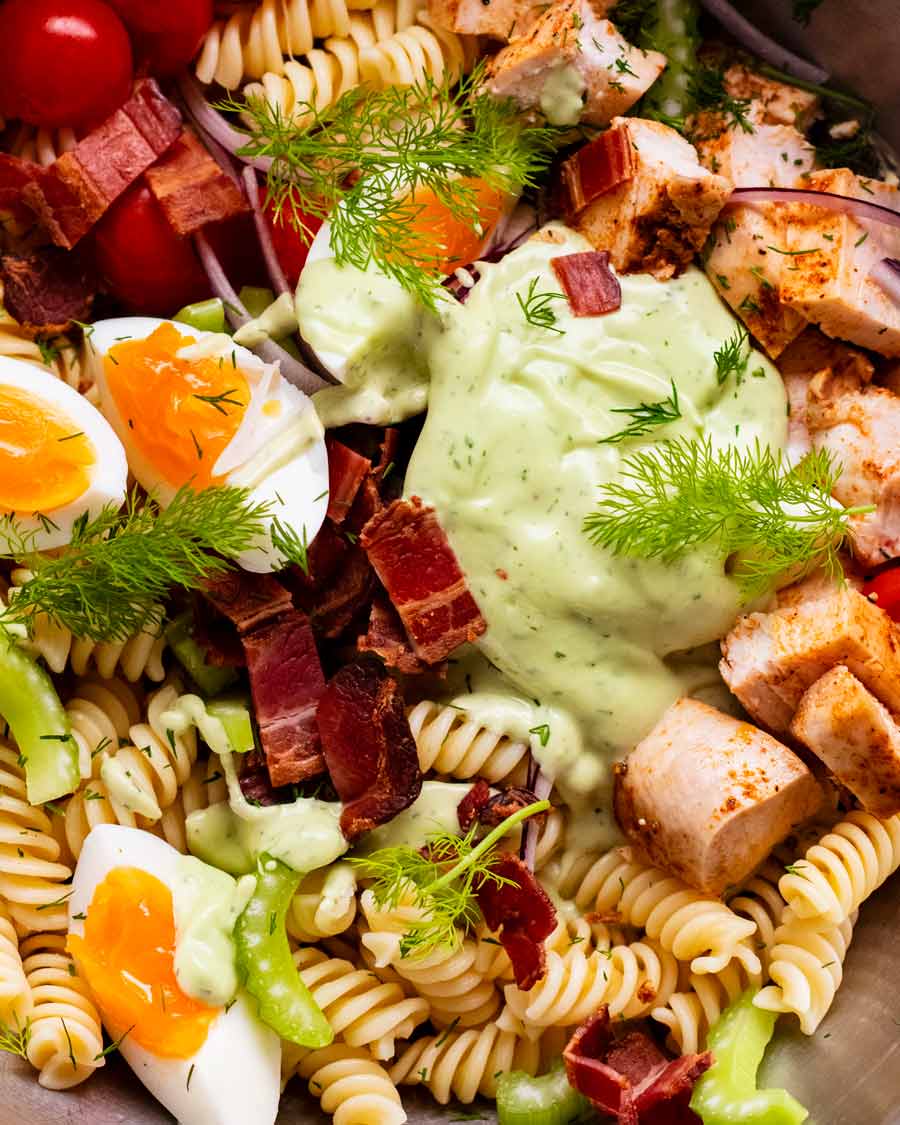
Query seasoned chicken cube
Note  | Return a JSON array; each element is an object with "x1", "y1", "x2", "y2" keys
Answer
[
  {"x1": 614, "y1": 698, "x2": 822, "y2": 895},
  {"x1": 779, "y1": 168, "x2": 900, "y2": 356},
  {"x1": 428, "y1": 0, "x2": 538, "y2": 39},
  {"x1": 791, "y1": 664, "x2": 900, "y2": 816},
  {"x1": 720, "y1": 585, "x2": 900, "y2": 733},
  {"x1": 722, "y1": 64, "x2": 821, "y2": 130},
  {"x1": 698, "y1": 121, "x2": 815, "y2": 358},
  {"x1": 568, "y1": 116, "x2": 731, "y2": 279},
  {"x1": 485, "y1": 0, "x2": 665, "y2": 126}
]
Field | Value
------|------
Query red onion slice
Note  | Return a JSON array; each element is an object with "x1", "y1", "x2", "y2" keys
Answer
[
  {"x1": 698, "y1": 0, "x2": 829, "y2": 84},
  {"x1": 730, "y1": 186, "x2": 900, "y2": 230},
  {"x1": 179, "y1": 74, "x2": 273, "y2": 174},
  {"x1": 871, "y1": 258, "x2": 900, "y2": 304},
  {"x1": 521, "y1": 768, "x2": 554, "y2": 872},
  {"x1": 242, "y1": 166, "x2": 290, "y2": 296}
]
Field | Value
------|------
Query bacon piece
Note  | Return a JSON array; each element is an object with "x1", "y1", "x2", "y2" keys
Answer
[
  {"x1": 0, "y1": 154, "x2": 42, "y2": 230},
  {"x1": 358, "y1": 593, "x2": 427, "y2": 674},
  {"x1": 480, "y1": 787, "x2": 543, "y2": 830},
  {"x1": 242, "y1": 609, "x2": 326, "y2": 786},
  {"x1": 360, "y1": 496, "x2": 486, "y2": 664},
  {"x1": 1, "y1": 249, "x2": 97, "y2": 331},
  {"x1": 239, "y1": 751, "x2": 284, "y2": 807},
  {"x1": 22, "y1": 79, "x2": 181, "y2": 248},
  {"x1": 562, "y1": 128, "x2": 636, "y2": 213},
  {"x1": 326, "y1": 437, "x2": 372, "y2": 525},
  {"x1": 203, "y1": 571, "x2": 293, "y2": 635},
  {"x1": 551, "y1": 251, "x2": 622, "y2": 317},
  {"x1": 316, "y1": 660, "x2": 423, "y2": 840},
  {"x1": 145, "y1": 130, "x2": 249, "y2": 236},
  {"x1": 564, "y1": 1012, "x2": 712, "y2": 1125},
  {"x1": 457, "y1": 779, "x2": 491, "y2": 831},
  {"x1": 475, "y1": 852, "x2": 556, "y2": 990}
]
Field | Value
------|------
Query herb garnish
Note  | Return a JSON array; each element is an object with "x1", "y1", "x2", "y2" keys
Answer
[
  {"x1": 714, "y1": 326, "x2": 750, "y2": 386},
  {"x1": 516, "y1": 277, "x2": 567, "y2": 335},
  {"x1": 599, "y1": 381, "x2": 682, "y2": 444},
  {"x1": 0, "y1": 1019, "x2": 30, "y2": 1060}
]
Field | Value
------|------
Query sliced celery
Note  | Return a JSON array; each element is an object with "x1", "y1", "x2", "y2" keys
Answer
[
  {"x1": 166, "y1": 613, "x2": 238, "y2": 697},
  {"x1": 239, "y1": 286, "x2": 275, "y2": 319},
  {"x1": 207, "y1": 695, "x2": 255, "y2": 754},
  {"x1": 174, "y1": 297, "x2": 226, "y2": 335},
  {"x1": 497, "y1": 1062, "x2": 590, "y2": 1125}
]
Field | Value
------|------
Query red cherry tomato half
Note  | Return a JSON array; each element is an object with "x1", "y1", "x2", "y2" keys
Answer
[
  {"x1": 265, "y1": 197, "x2": 323, "y2": 289},
  {"x1": 0, "y1": 0, "x2": 133, "y2": 129},
  {"x1": 862, "y1": 567, "x2": 900, "y2": 623},
  {"x1": 94, "y1": 183, "x2": 210, "y2": 316},
  {"x1": 105, "y1": 0, "x2": 213, "y2": 74}
]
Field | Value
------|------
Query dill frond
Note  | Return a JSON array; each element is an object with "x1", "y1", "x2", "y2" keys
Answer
[
  {"x1": 714, "y1": 325, "x2": 750, "y2": 386},
  {"x1": 688, "y1": 65, "x2": 754, "y2": 135},
  {"x1": 270, "y1": 516, "x2": 310, "y2": 576},
  {"x1": 221, "y1": 66, "x2": 561, "y2": 308},
  {"x1": 583, "y1": 438, "x2": 872, "y2": 596},
  {"x1": 598, "y1": 381, "x2": 681, "y2": 444},
  {"x1": 1, "y1": 486, "x2": 270, "y2": 643},
  {"x1": 516, "y1": 278, "x2": 567, "y2": 335},
  {"x1": 0, "y1": 1018, "x2": 30, "y2": 1059}
]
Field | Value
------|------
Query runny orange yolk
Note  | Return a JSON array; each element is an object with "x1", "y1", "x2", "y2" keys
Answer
[
  {"x1": 404, "y1": 179, "x2": 509, "y2": 274},
  {"x1": 0, "y1": 386, "x2": 94, "y2": 513},
  {"x1": 67, "y1": 867, "x2": 217, "y2": 1059},
  {"x1": 104, "y1": 323, "x2": 250, "y2": 489}
]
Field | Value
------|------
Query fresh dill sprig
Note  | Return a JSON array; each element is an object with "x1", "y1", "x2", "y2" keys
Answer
[
  {"x1": 516, "y1": 278, "x2": 567, "y2": 335},
  {"x1": 222, "y1": 66, "x2": 560, "y2": 308},
  {"x1": 270, "y1": 516, "x2": 310, "y2": 576},
  {"x1": 608, "y1": 0, "x2": 658, "y2": 47},
  {"x1": 583, "y1": 437, "x2": 873, "y2": 596},
  {"x1": 689, "y1": 65, "x2": 754, "y2": 135},
  {"x1": 598, "y1": 381, "x2": 681, "y2": 444},
  {"x1": 353, "y1": 800, "x2": 549, "y2": 957},
  {"x1": 714, "y1": 325, "x2": 750, "y2": 386},
  {"x1": 0, "y1": 1018, "x2": 30, "y2": 1059},
  {"x1": 0, "y1": 486, "x2": 270, "y2": 643}
]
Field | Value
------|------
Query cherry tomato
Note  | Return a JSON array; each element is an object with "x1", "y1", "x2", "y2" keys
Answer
[
  {"x1": 105, "y1": 0, "x2": 213, "y2": 74},
  {"x1": 862, "y1": 567, "x2": 900, "y2": 622},
  {"x1": 0, "y1": 0, "x2": 133, "y2": 129},
  {"x1": 94, "y1": 183, "x2": 209, "y2": 315},
  {"x1": 265, "y1": 197, "x2": 323, "y2": 289}
]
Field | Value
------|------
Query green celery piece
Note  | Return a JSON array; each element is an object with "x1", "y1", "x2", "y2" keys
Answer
[
  {"x1": 640, "y1": 0, "x2": 700, "y2": 123},
  {"x1": 235, "y1": 854, "x2": 333, "y2": 1047},
  {"x1": 239, "y1": 287, "x2": 275, "y2": 319},
  {"x1": 498, "y1": 1062, "x2": 591, "y2": 1125},
  {"x1": 0, "y1": 632, "x2": 78, "y2": 804},
  {"x1": 691, "y1": 990, "x2": 808, "y2": 1125},
  {"x1": 166, "y1": 613, "x2": 238, "y2": 697},
  {"x1": 206, "y1": 695, "x2": 255, "y2": 754},
  {"x1": 174, "y1": 298, "x2": 226, "y2": 335}
]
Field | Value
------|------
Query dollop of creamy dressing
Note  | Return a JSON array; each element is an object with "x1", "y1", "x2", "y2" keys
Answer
[
  {"x1": 539, "y1": 65, "x2": 587, "y2": 126},
  {"x1": 405, "y1": 225, "x2": 787, "y2": 834},
  {"x1": 362, "y1": 780, "x2": 475, "y2": 852}
]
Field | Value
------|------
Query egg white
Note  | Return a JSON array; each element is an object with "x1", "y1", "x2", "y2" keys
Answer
[
  {"x1": 89, "y1": 317, "x2": 329, "y2": 573},
  {"x1": 69, "y1": 825, "x2": 280, "y2": 1125}
]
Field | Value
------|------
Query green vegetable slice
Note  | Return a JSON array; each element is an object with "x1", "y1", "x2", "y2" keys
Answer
[
  {"x1": 207, "y1": 695, "x2": 255, "y2": 754},
  {"x1": 174, "y1": 298, "x2": 226, "y2": 335},
  {"x1": 166, "y1": 612, "x2": 238, "y2": 697},
  {"x1": 497, "y1": 1062, "x2": 591, "y2": 1125}
]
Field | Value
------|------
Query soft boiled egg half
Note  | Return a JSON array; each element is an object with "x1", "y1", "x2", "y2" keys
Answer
[
  {"x1": 67, "y1": 824, "x2": 280, "y2": 1125},
  {"x1": 0, "y1": 356, "x2": 127, "y2": 552},
  {"x1": 89, "y1": 318, "x2": 329, "y2": 572}
]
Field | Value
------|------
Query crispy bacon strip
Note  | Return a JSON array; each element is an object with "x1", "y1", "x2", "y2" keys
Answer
[
  {"x1": 22, "y1": 79, "x2": 182, "y2": 248},
  {"x1": 0, "y1": 154, "x2": 42, "y2": 230},
  {"x1": 1, "y1": 249, "x2": 96, "y2": 330},
  {"x1": 551, "y1": 251, "x2": 622, "y2": 317},
  {"x1": 145, "y1": 130, "x2": 248, "y2": 236},
  {"x1": 326, "y1": 437, "x2": 372, "y2": 525},
  {"x1": 562, "y1": 128, "x2": 635, "y2": 214},
  {"x1": 360, "y1": 496, "x2": 486, "y2": 664},
  {"x1": 457, "y1": 779, "x2": 491, "y2": 831},
  {"x1": 358, "y1": 592, "x2": 427, "y2": 674},
  {"x1": 203, "y1": 572, "x2": 293, "y2": 635},
  {"x1": 316, "y1": 660, "x2": 423, "y2": 840},
  {"x1": 476, "y1": 853, "x2": 556, "y2": 990}
]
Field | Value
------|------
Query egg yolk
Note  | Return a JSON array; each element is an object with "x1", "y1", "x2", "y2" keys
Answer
[
  {"x1": 404, "y1": 179, "x2": 508, "y2": 273},
  {"x1": 0, "y1": 385, "x2": 94, "y2": 513},
  {"x1": 67, "y1": 867, "x2": 217, "y2": 1059},
  {"x1": 104, "y1": 323, "x2": 250, "y2": 489}
]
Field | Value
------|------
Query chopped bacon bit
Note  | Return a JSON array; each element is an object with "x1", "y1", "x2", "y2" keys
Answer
[
  {"x1": 496, "y1": 568, "x2": 509, "y2": 581},
  {"x1": 476, "y1": 853, "x2": 556, "y2": 990},
  {"x1": 312, "y1": 547, "x2": 376, "y2": 639},
  {"x1": 564, "y1": 1011, "x2": 712, "y2": 1125},
  {"x1": 316, "y1": 659, "x2": 423, "y2": 840},
  {"x1": 22, "y1": 79, "x2": 182, "y2": 248},
  {"x1": 358, "y1": 592, "x2": 427, "y2": 674},
  {"x1": 551, "y1": 251, "x2": 622, "y2": 317},
  {"x1": 562, "y1": 128, "x2": 636, "y2": 215},
  {"x1": 145, "y1": 130, "x2": 249, "y2": 236},
  {"x1": 203, "y1": 571, "x2": 293, "y2": 635},
  {"x1": 360, "y1": 496, "x2": 486, "y2": 664},
  {"x1": 1, "y1": 249, "x2": 97, "y2": 331},
  {"x1": 0, "y1": 154, "x2": 42, "y2": 230},
  {"x1": 238, "y1": 751, "x2": 284, "y2": 807},
  {"x1": 457, "y1": 779, "x2": 491, "y2": 831},
  {"x1": 479, "y1": 787, "x2": 543, "y2": 830},
  {"x1": 326, "y1": 437, "x2": 372, "y2": 525}
]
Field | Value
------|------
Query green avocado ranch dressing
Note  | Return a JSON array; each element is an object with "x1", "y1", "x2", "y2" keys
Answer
[{"x1": 404, "y1": 224, "x2": 788, "y2": 838}]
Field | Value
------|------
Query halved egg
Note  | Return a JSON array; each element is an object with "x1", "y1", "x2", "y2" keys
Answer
[
  {"x1": 89, "y1": 318, "x2": 329, "y2": 572},
  {"x1": 0, "y1": 356, "x2": 127, "y2": 552},
  {"x1": 68, "y1": 824, "x2": 280, "y2": 1125}
]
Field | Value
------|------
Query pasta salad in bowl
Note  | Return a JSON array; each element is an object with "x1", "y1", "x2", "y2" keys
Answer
[{"x1": 0, "y1": 0, "x2": 898, "y2": 1122}]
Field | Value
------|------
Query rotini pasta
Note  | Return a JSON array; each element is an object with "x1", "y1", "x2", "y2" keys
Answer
[
  {"x1": 651, "y1": 961, "x2": 760, "y2": 1055},
  {"x1": 289, "y1": 1044, "x2": 407, "y2": 1125},
  {"x1": 291, "y1": 945, "x2": 429, "y2": 1059},
  {"x1": 6, "y1": 122, "x2": 78, "y2": 167},
  {"x1": 727, "y1": 858, "x2": 785, "y2": 957},
  {"x1": 0, "y1": 898, "x2": 32, "y2": 1029},
  {"x1": 0, "y1": 743, "x2": 73, "y2": 934},
  {"x1": 20, "y1": 933, "x2": 104, "y2": 1090},
  {"x1": 390, "y1": 1022, "x2": 541, "y2": 1104},
  {"x1": 288, "y1": 861, "x2": 357, "y2": 942},
  {"x1": 407, "y1": 699, "x2": 530, "y2": 784},
  {"x1": 64, "y1": 676, "x2": 142, "y2": 780},
  {"x1": 779, "y1": 811, "x2": 900, "y2": 927}
]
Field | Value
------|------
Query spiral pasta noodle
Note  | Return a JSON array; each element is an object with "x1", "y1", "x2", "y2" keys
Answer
[
  {"x1": 651, "y1": 961, "x2": 760, "y2": 1055},
  {"x1": 778, "y1": 811, "x2": 900, "y2": 927},
  {"x1": 20, "y1": 934, "x2": 104, "y2": 1090},
  {"x1": 727, "y1": 859, "x2": 785, "y2": 957},
  {"x1": 0, "y1": 295, "x2": 94, "y2": 397},
  {"x1": 0, "y1": 899, "x2": 32, "y2": 1029},
  {"x1": 0, "y1": 743, "x2": 73, "y2": 934},
  {"x1": 390, "y1": 1022, "x2": 541, "y2": 1104},
  {"x1": 6, "y1": 122, "x2": 78, "y2": 167},
  {"x1": 290, "y1": 1044, "x2": 407, "y2": 1125},
  {"x1": 288, "y1": 862, "x2": 358, "y2": 942},
  {"x1": 292, "y1": 946, "x2": 430, "y2": 1059},
  {"x1": 407, "y1": 700, "x2": 530, "y2": 784},
  {"x1": 64, "y1": 676, "x2": 142, "y2": 779}
]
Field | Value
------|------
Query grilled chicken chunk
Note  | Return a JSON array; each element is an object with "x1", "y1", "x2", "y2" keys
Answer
[
  {"x1": 721, "y1": 64, "x2": 821, "y2": 130},
  {"x1": 720, "y1": 584, "x2": 900, "y2": 733},
  {"x1": 614, "y1": 698, "x2": 822, "y2": 894},
  {"x1": 569, "y1": 116, "x2": 731, "y2": 278},
  {"x1": 791, "y1": 664, "x2": 900, "y2": 816},
  {"x1": 485, "y1": 0, "x2": 665, "y2": 125},
  {"x1": 428, "y1": 0, "x2": 538, "y2": 39}
]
